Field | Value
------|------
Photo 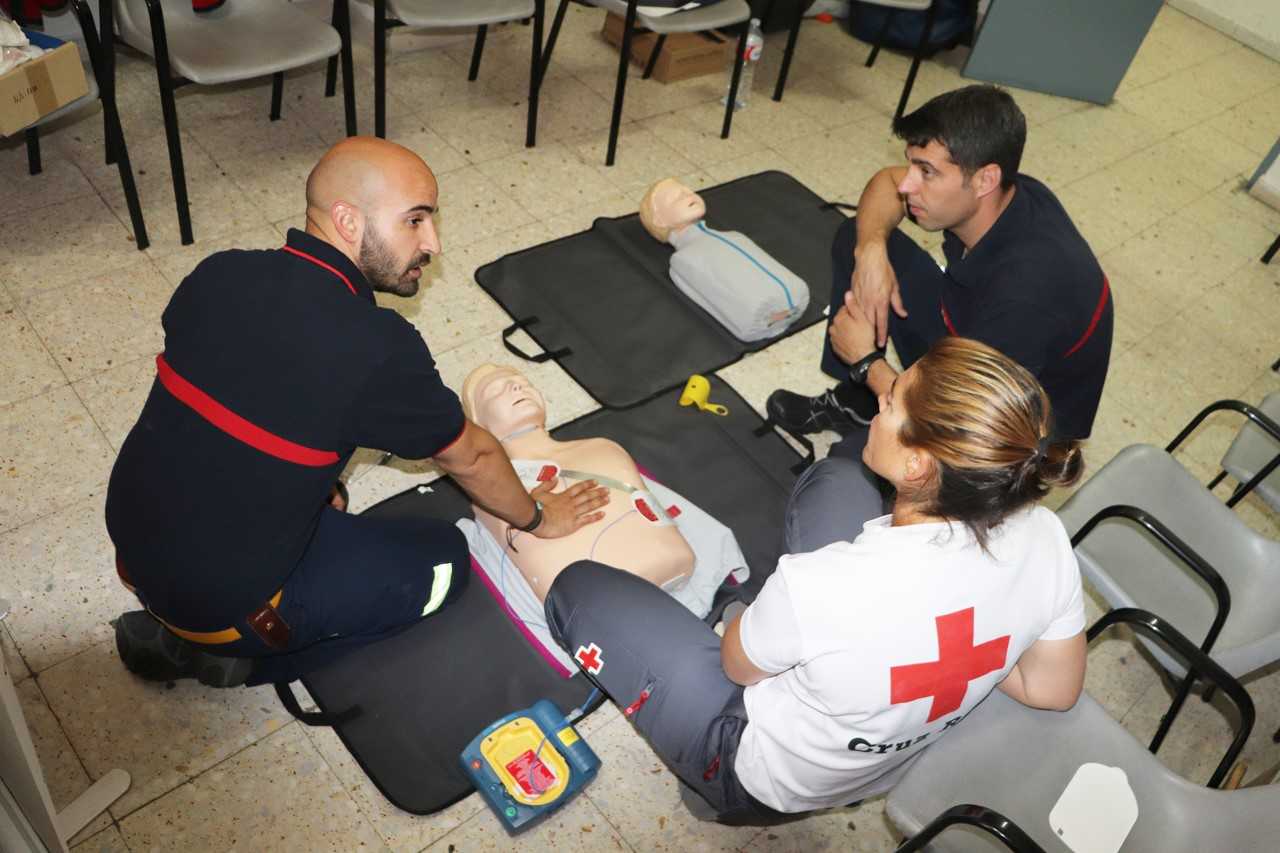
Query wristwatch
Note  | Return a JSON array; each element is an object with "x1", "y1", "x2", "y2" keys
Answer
[
  {"x1": 516, "y1": 500, "x2": 544, "y2": 533},
  {"x1": 849, "y1": 350, "x2": 886, "y2": 385}
]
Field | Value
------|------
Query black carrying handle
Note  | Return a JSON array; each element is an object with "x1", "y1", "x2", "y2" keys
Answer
[
  {"x1": 275, "y1": 681, "x2": 362, "y2": 727},
  {"x1": 502, "y1": 316, "x2": 572, "y2": 363}
]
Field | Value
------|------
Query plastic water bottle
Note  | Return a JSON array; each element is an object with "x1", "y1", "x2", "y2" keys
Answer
[{"x1": 722, "y1": 17, "x2": 764, "y2": 111}]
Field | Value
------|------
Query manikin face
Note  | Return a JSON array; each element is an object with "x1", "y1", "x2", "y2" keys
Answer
[
  {"x1": 896, "y1": 140, "x2": 981, "y2": 233},
  {"x1": 470, "y1": 369, "x2": 547, "y2": 439},
  {"x1": 357, "y1": 172, "x2": 441, "y2": 297},
  {"x1": 650, "y1": 180, "x2": 706, "y2": 234},
  {"x1": 863, "y1": 365, "x2": 928, "y2": 493}
]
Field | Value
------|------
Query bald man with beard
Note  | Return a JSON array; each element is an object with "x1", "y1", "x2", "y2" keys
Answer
[{"x1": 106, "y1": 138, "x2": 607, "y2": 688}]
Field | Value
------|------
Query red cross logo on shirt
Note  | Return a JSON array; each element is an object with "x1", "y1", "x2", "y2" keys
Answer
[
  {"x1": 574, "y1": 643, "x2": 604, "y2": 675},
  {"x1": 889, "y1": 608, "x2": 1009, "y2": 723}
]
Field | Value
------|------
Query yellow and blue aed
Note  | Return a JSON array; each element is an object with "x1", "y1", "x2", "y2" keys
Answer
[{"x1": 460, "y1": 699, "x2": 601, "y2": 834}]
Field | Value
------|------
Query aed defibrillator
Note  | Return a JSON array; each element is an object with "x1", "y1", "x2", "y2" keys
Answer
[{"x1": 460, "y1": 699, "x2": 601, "y2": 834}]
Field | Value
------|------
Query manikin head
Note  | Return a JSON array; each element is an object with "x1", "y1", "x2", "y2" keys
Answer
[
  {"x1": 639, "y1": 178, "x2": 707, "y2": 243},
  {"x1": 304, "y1": 136, "x2": 442, "y2": 297},
  {"x1": 462, "y1": 364, "x2": 548, "y2": 441},
  {"x1": 891, "y1": 85, "x2": 1025, "y2": 240}
]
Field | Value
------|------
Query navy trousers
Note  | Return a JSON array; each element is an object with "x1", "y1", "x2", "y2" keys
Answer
[{"x1": 208, "y1": 506, "x2": 470, "y2": 685}]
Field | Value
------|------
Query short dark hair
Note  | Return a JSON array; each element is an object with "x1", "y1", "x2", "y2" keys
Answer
[{"x1": 892, "y1": 85, "x2": 1026, "y2": 190}]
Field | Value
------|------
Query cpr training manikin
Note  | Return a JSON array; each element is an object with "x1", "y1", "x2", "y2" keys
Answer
[{"x1": 640, "y1": 177, "x2": 809, "y2": 342}]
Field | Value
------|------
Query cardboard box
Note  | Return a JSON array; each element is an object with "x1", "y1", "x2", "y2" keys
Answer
[
  {"x1": 0, "y1": 30, "x2": 89, "y2": 137},
  {"x1": 601, "y1": 12, "x2": 733, "y2": 83}
]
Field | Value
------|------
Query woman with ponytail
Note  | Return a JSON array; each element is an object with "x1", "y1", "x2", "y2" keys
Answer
[{"x1": 544, "y1": 337, "x2": 1089, "y2": 825}]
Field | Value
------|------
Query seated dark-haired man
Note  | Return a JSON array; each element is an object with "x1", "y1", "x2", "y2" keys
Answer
[{"x1": 769, "y1": 85, "x2": 1112, "y2": 466}]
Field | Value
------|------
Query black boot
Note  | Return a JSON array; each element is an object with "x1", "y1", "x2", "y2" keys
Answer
[
  {"x1": 766, "y1": 381, "x2": 878, "y2": 436},
  {"x1": 114, "y1": 611, "x2": 253, "y2": 688}
]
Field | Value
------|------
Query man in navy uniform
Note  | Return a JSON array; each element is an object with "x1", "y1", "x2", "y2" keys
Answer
[{"x1": 107, "y1": 138, "x2": 607, "y2": 688}]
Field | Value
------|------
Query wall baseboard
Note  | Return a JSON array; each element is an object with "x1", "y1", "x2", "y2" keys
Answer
[{"x1": 1167, "y1": 0, "x2": 1280, "y2": 61}]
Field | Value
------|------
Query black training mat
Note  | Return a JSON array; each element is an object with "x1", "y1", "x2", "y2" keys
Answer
[
  {"x1": 292, "y1": 376, "x2": 802, "y2": 814},
  {"x1": 476, "y1": 170, "x2": 847, "y2": 409}
]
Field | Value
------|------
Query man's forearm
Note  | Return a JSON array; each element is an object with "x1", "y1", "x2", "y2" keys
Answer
[
  {"x1": 854, "y1": 167, "x2": 907, "y2": 257},
  {"x1": 437, "y1": 427, "x2": 537, "y2": 528}
]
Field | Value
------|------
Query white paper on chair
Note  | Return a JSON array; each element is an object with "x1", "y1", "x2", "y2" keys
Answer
[
  {"x1": 1048, "y1": 763, "x2": 1139, "y2": 853},
  {"x1": 638, "y1": 2, "x2": 701, "y2": 17}
]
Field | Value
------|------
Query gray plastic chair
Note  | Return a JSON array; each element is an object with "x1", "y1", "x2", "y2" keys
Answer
[
  {"x1": 1057, "y1": 399, "x2": 1280, "y2": 750},
  {"x1": 114, "y1": 0, "x2": 357, "y2": 244},
  {"x1": 886, "y1": 609, "x2": 1273, "y2": 853},
  {"x1": 332, "y1": 0, "x2": 543, "y2": 143},
  {"x1": 18, "y1": 0, "x2": 149, "y2": 250},
  {"x1": 540, "y1": 0, "x2": 752, "y2": 166},
  {"x1": 1214, "y1": 390, "x2": 1280, "y2": 512}
]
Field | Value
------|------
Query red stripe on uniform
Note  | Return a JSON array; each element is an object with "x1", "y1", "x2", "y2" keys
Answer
[
  {"x1": 281, "y1": 245, "x2": 359, "y2": 296},
  {"x1": 155, "y1": 354, "x2": 340, "y2": 467},
  {"x1": 1063, "y1": 276, "x2": 1110, "y2": 358},
  {"x1": 940, "y1": 301, "x2": 958, "y2": 336}
]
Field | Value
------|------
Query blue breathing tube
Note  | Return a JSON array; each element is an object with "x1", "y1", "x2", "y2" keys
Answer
[{"x1": 695, "y1": 221, "x2": 795, "y2": 309}]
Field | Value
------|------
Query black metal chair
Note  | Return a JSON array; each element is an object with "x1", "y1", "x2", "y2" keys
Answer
[
  {"x1": 326, "y1": 0, "x2": 544, "y2": 145},
  {"x1": 540, "y1": 0, "x2": 752, "y2": 166},
  {"x1": 18, "y1": 0, "x2": 149, "y2": 249},
  {"x1": 112, "y1": 0, "x2": 357, "y2": 245},
  {"x1": 896, "y1": 804, "x2": 1047, "y2": 853}
]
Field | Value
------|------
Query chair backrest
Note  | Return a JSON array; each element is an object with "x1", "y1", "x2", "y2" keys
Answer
[
  {"x1": 886, "y1": 609, "x2": 1265, "y2": 852},
  {"x1": 113, "y1": 0, "x2": 237, "y2": 57},
  {"x1": 1057, "y1": 444, "x2": 1280, "y2": 664}
]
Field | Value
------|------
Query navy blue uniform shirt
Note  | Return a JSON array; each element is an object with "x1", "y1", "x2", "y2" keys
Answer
[
  {"x1": 938, "y1": 175, "x2": 1112, "y2": 440},
  {"x1": 106, "y1": 229, "x2": 465, "y2": 630}
]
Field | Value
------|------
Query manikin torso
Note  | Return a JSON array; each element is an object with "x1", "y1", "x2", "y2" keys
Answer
[
  {"x1": 640, "y1": 178, "x2": 807, "y2": 342},
  {"x1": 466, "y1": 366, "x2": 694, "y2": 603}
]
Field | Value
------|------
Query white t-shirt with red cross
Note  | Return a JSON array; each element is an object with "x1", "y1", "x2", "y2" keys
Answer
[{"x1": 735, "y1": 506, "x2": 1085, "y2": 813}]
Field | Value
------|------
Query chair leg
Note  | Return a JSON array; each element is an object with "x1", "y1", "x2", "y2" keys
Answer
[
  {"x1": 525, "y1": 0, "x2": 544, "y2": 148},
  {"x1": 105, "y1": 100, "x2": 151, "y2": 251},
  {"x1": 642, "y1": 34, "x2": 665, "y2": 80},
  {"x1": 866, "y1": 9, "x2": 894, "y2": 67},
  {"x1": 1263, "y1": 232, "x2": 1280, "y2": 264},
  {"x1": 374, "y1": 0, "x2": 388, "y2": 138},
  {"x1": 325, "y1": 56, "x2": 338, "y2": 97},
  {"x1": 335, "y1": 0, "x2": 357, "y2": 135},
  {"x1": 25, "y1": 127, "x2": 41, "y2": 175},
  {"x1": 541, "y1": 0, "x2": 569, "y2": 77},
  {"x1": 772, "y1": 0, "x2": 804, "y2": 101},
  {"x1": 270, "y1": 71, "x2": 284, "y2": 120},
  {"x1": 605, "y1": 0, "x2": 639, "y2": 167},
  {"x1": 468, "y1": 24, "x2": 488, "y2": 81},
  {"x1": 102, "y1": 105, "x2": 118, "y2": 164},
  {"x1": 146, "y1": 0, "x2": 194, "y2": 244},
  {"x1": 1149, "y1": 670, "x2": 1197, "y2": 754},
  {"x1": 721, "y1": 24, "x2": 747, "y2": 140},
  {"x1": 72, "y1": 0, "x2": 148, "y2": 249},
  {"x1": 894, "y1": 2, "x2": 937, "y2": 123}
]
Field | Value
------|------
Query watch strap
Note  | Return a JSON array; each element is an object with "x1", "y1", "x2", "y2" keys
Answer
[
  {"x1": 849, "y1": 350, "x2": 886, "y2": 385},
  {"x1": 517, "y1": 500, "x2": 544, "y2": 533}
]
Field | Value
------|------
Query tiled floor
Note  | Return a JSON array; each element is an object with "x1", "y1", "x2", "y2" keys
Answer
[{"x1": 2, "y1": 4, "x2": 1279, "y2": 851}]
